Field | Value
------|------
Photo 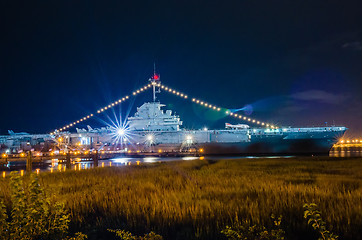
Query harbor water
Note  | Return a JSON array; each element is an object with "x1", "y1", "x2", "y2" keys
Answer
[{"x1": 1, "y1": 148, "x2": 361, "y2": 175}]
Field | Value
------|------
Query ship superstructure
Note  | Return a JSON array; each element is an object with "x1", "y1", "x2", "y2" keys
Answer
[{"x1": 128, "y1": 102, "x2": 182, "y2": 131}]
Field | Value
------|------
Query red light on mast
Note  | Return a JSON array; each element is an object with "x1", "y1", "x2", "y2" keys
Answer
[{"x1": 153, "y1": 74, "x2": 159, "y2": 80}]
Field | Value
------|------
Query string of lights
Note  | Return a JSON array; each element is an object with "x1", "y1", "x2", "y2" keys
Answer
[
  {"x1": 51, "y1": 84, "x2": 151, "y2": 135},
  {"x1": 225, "y1": 111, "x2": 275, "y2": 128},
  {"x1": 51, "y1": 81, "x2": 277, "y2": 135},
  {"x1": 159, "y1": 84, "x2": 188, "y2": 100},
  {"x1": 159, "y1": 84, "x2": 277, "y2": 128},
  {"x1": 52, "y1": 114, "x2": 95, "y2": 135},
  {"x1": 132, "y1": 83, "x2": 155, "y2": 96}
]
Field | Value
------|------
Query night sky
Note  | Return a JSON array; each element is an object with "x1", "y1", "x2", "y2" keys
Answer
[{"x1": 1, "y1": 0, "x2": 362, "y2": 137}]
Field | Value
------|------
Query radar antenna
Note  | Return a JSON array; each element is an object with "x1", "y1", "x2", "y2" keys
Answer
[
  {"x1": 149, "y1": 63, "x2": 161, "y2": 102},
  {"x1": 153, "y1": 62, "x2": 156, "y2": 77}
]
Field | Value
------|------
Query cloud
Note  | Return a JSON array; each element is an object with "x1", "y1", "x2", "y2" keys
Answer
[
  {"x1": 291, "y1": 90, "x2": 349, "y2": 104},
  {"x1": 342, "y1": 41, "x2": 362, "y2": 51}
]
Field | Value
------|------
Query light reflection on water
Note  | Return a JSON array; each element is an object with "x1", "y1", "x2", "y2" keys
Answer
[
  {"x1": 329, "y1": 150, "x2": 362, "y2": 157},
  {"x1": 1, "y1": 149, "x2": 361, "y2": 175},
  {"x1": 182, "y1": 157, "x2": 199, "y2": 161},
  {"x1": 143, "y1": 157, "x2": 158, "y2": 163}
]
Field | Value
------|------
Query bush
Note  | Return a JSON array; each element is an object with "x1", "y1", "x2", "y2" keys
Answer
[
  {"x1": 108, "y1": 229, "x2": 163, "y2": 240},
  {"x1": 221, "y1": 214, "x2": 285, "y2": 240},
  {"x1": 303, "y1": 203, "x2": 339, "y2": 240},
  {"x1": 0, "y1": 172, "x2": 86, "y2": 240}
]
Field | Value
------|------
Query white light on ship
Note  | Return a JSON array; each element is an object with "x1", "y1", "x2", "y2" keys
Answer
[
  {"x1": 146, "y1": 135, "x2": 153, "y2": 141},
  {"x1": 117, "y1": 128, "x2": 125, "y2": 136}
]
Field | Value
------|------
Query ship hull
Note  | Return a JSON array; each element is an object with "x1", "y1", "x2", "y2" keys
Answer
[
  {"x1": 198, "y1": 138, "x2": 336, "y2": 156},
  {"x1": 122, "y1": 128, "x2": 345, "y2": 156},
  {"x1": 123, "y1": 127, "x2": 345, "y2": 156},
  {"x1": 125, "y1": 136, "x2": 339, "y2": 156}
]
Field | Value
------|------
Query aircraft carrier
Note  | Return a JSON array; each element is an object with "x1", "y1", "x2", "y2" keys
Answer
[
  {"x1": 0, "y1": 73, "x2": 347, "y2": 156},
  {"x1": 72, "y1": 73, "x2": 346, "y2": 156}
]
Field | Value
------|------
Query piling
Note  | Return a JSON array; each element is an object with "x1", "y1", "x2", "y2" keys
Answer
[
  {"x1": 1, "y1": 154, "x2": 8, "y2": 165},
  {"x1": 93, "y1": 150, "x2": 99, "y2": 167},
  {"x1": 26, "y1": 151, "x2": 32, "y2": 174},
  {"x1": 66, "y1": 152, "x2": 71, "y2": 170}
]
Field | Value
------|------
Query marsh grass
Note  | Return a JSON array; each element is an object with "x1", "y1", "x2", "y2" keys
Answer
[{"x1": 0, "y1": 157, "x2": 361, "y2": 239}]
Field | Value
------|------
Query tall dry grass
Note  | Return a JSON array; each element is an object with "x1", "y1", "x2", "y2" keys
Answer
[{"x1": 0, "y1": 157, "x2": 361, "y2": 239}]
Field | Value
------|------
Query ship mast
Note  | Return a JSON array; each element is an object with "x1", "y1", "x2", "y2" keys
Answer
[{"x1": 149, "y1": 63, "x2": 161, "y2": 102}]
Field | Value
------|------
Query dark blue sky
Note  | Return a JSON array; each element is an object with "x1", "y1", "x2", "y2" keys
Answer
[{"x1": 1, "y1": 0, "x2": 362, "y2": 136}]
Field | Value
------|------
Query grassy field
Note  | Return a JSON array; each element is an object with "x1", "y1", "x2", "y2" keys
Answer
[{"x1": 1, "y1": 156, "x2": 361, "y2": 239}]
